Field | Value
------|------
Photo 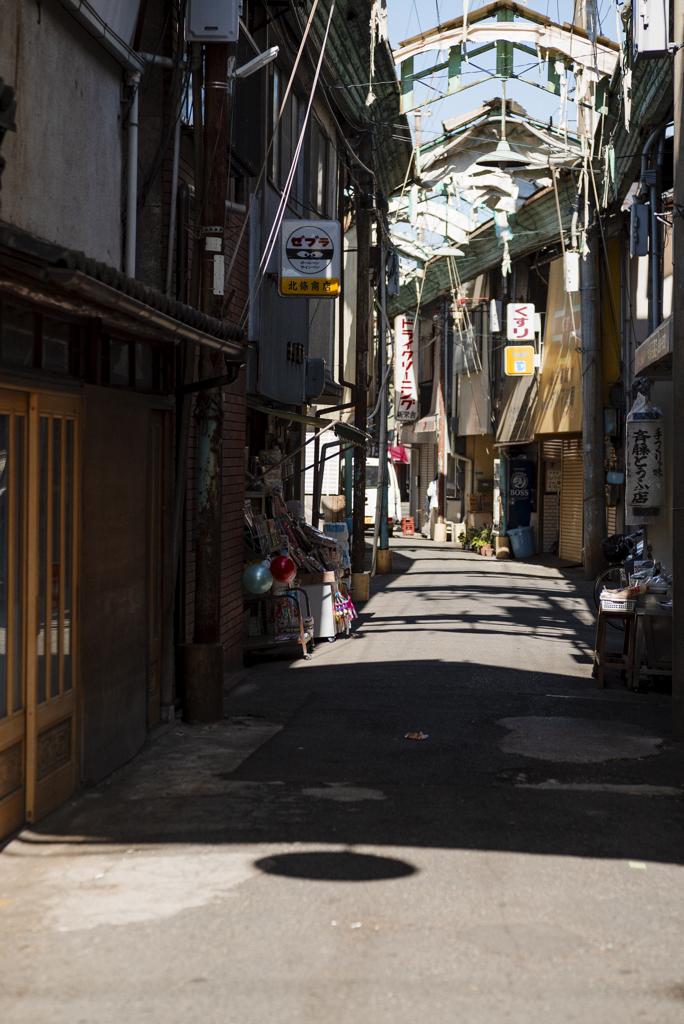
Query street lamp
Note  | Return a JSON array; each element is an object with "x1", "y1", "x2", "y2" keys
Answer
[{"x1": 234, "y1": 46, "x2": 279, "y2": 79}]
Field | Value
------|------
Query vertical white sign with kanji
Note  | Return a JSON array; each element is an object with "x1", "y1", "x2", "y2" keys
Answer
[
  {"x1": 506, "y1": 302, "x2": 535, "y2": 341},
  {"x1": 625, "y1": 417, "x2": 665, "y2": 510},
  {"x1": 394, "y1": 314, "x2": 418, "y2": 422}
]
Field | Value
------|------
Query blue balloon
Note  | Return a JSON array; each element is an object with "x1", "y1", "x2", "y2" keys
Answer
[{"x1": 243, "y1": 563, "x2": 273, "y2": 594}]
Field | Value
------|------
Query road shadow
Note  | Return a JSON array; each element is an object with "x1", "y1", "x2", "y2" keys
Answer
[
  {"x1": 18, "y1": 657, "x2": 684, "y2": 867},
  {"x1": 254, "y1": 850, "x2": 417, "y2": 881}
]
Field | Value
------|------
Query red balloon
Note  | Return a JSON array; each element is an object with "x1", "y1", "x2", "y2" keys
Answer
[{"x1": 269, "y1": 555, "x2": 297, "y2": 584}]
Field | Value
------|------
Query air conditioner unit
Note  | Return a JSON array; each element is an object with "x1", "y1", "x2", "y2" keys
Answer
[
  {"x1": 187, "y1": 0, "x2": 239, "y2": 43},
  {"x1": 633, "y1": 0, "x2": 669, "y2": 58}
]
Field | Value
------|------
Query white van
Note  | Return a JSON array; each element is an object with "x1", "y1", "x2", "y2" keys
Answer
[{"x1": 364, "y1": 457, "x2": 402, "y2": 534}]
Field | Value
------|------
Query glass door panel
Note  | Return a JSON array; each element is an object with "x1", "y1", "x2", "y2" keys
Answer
[
  {"x1": 0, "y1": 391, "x2": 27, "y2": 840},
  {"x1": 26, "y1": 392, "x2": 79, "y2": 826}
]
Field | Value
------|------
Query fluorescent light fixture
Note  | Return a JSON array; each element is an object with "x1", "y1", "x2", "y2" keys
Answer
[
  {"x1": 475, "y1": 140, "x2": 531, "y2": 170},
  {"x1": 430, "y1": 245, "x2": 465, "y2": 257},
  {"x1": 235, "y1": 46, "x2": 279, "y2": 79}
]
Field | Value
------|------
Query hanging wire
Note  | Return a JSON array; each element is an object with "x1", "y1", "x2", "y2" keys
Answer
[
  {"x1": 223, "y1": 0, "x2": 324, "y2": 296},
  {"x1": 237, "y1": 1, "x2": 336, "y2": 329}
]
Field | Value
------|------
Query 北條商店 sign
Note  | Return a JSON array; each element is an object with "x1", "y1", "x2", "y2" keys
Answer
[
  {"x1": 280, "y1": 220, "x2": 341, "y2": 297},
  {"x1": 394, "y1": 314, "x2": 418, "y2": 421}
]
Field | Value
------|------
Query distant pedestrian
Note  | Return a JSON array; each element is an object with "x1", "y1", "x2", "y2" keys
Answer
[{"x1": 426, "y1": 475, "x2": 439, "y2": 512}]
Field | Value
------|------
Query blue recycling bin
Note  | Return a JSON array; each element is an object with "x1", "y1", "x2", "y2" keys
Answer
[{"x1": 507, "y1": 525, "x2": 535, "y2": 559}]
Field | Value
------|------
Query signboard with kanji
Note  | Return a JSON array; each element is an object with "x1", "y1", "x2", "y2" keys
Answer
[
  {"x1": 504, "y1": 345, "x2": 534, "y2": 375},
  {"x1": 625, "y1": 417, "x2": 665, "y2": 510},
  {"x1": 280, "y1": 220, "x2": 341, "y2": 298},
  {"x1": 394, "y1": 314, "x2": 418, "y2": 421},
  {"x1": 506, "y1": 302, "x2": 535, "y2": 341}
]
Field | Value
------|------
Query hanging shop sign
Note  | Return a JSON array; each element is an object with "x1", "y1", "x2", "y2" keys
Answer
[
  {"x1": 504, "y1": 345, "x2": 534, "y2": 375},
  {"x1": 625, "y1": 417, "x2": 665, "y2": 512},
  {"x1": 394, "y1": 314, "x2": 418, "y2": 421},
  {"x1": 506, "y1": 302, "x2": 535, "y2": 341},
  {"x1": 535, "y1": 258, "x2": 582, "y2": 435},
  {"x1": 280, "y1": 220, "x2": 341, "y2": 297}
]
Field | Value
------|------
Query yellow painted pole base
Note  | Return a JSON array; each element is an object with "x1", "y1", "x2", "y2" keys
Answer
[
  {"x1": 351, "y1": 572, "x2": 370, "y2": 600},
  {"x1": 376, "y1": 549, "x2": 393, "y2": 574}
]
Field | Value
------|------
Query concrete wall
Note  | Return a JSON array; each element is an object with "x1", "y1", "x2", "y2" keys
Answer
[{"x1": 0, "y1": 0, "x2": 123, "y2": 267}]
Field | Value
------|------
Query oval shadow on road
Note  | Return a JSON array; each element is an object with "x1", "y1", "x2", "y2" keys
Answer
[{"x1": 254, "y1": 851, "x2": 417, "y2": 882}]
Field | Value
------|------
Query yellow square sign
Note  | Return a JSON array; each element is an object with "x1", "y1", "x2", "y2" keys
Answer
[{"x1": 505, "y1": 345, "x2": 534, "y2": 375}]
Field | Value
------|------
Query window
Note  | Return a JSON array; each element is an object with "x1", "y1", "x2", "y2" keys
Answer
[
  {"x1": 42, "y1": 317, "x2": 71, "y2": 374},
  {"x1": 0, "y1": 303, "x2": 36, "y2": 367},
  {"x1": 271, "y1": 70, "x2": 335, "y2": 217},
  {"x1": 271, "y1": 68, "x2": 304, "y2": 207},
  {"x1": 101, "y1": 335, "x2": 167, "y2": 392},
  {"x1": 0, "y1": 302, "x2": 82, "y2": 374},
  {"x1": 309, "y1": 121, "x2": 329, "y2": 216}
]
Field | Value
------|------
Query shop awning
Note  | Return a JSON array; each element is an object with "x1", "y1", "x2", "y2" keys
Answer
[
  {"x1": 495, "y1": 372, "x2": 539, "y2": 446},
  {"x1": 405, "y1": 414, "x2": 437, "y2": 443},
  {"x1": 389, "y1": 444, "x2": 410, "y2": 463},
  {"x1": 534, "y1": 258, "x2": 583, "y2": 436},
  {"x1": 634, "y1": 316, "x2": 672, "y2": 379}
]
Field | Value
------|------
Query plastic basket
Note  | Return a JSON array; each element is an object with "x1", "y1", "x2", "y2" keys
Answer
[{"x1": 600, "y1": 597, "x2": 636, "y2": 613}]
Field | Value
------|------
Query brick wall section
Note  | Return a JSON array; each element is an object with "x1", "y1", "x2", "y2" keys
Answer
[
  {"x1": 162, "y1": 108, "x2": 251, "y2": 674},
  {"x1": 181, "y1": 212, "x2": 250, "y2": 672},
  {"x1": 220, "y1": 369, "x2": 246, "y2": 672}
]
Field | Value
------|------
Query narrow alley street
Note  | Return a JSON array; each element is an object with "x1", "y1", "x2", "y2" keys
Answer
[{"x1": 1, "y1": 539, "x2": 683, "y2": 1024}]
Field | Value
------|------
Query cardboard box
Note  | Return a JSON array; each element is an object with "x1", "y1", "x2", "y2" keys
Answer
[
  {"x1": 467, "y1": 512, "x2": 492, "y2": 529},
  {"x1": 466, "y1": 493, "x2": 480, "y2": 512}
]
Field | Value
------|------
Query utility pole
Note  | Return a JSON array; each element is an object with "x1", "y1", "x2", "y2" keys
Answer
[
  {"x1": 376, "y1": 229, "x2": 392, "y2": 573},
  {"x1": 580, "y1": 220, "x2": 605, "y2": 580},
  {"x1": 437, "y1": 309, "x2": 447, "y2": 518},
  {"x1": 577, "y1": 0, "x2": 604, "y2": 578},
  {"x1": 671, "y1": 0, "x2": 684, "y2": 738},
  {"x1": 351, "y1": 149, "x2": 373, "y2": 583},
  {"x1": 183, "y1": 41, "x2": 230, "y2": 722}
]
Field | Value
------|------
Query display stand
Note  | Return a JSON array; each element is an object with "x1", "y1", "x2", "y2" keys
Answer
[
  {"x1": 630, "y1": 603, "x2": 672, "y2": 691},
  {"x1": 243, "y1": 589, "x2": 313, "y2": 660},
  {"x1": 243, "y1": 493, "x2": 356, "y2": 652}
]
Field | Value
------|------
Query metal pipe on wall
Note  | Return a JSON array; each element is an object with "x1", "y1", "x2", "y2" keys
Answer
[
  {"x1": 580, "y1": 218, "x2": 606, "y2": 580},
  {"x1": 378, "y1": 234, "x2": 389, "y2": 552},
  {"x1": 124, "y1": 71, "x2": 140, "y2": 278},
  {"x1": 176, "y1": 182, "x2": 190, "y2": 303},
  {"x1": 351, "y1": 190, "x2": 372, "y2": 575},
  {"x1": 641, "y1": 125, "x2": 666, "y2": 335},
  {"x1": 313, "y1": 441, "x2": 343, "y2": 530},
  {"x1": 165, "y1": 109, "x2": 182, "y2": 295},
  {"x1": 648, "y1": 131, "x2": 666, "y2": 333}
]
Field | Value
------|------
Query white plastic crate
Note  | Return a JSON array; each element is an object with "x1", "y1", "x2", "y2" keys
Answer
[{"x1": 600, "y1": 597, "x2": 636, "y2": 613}]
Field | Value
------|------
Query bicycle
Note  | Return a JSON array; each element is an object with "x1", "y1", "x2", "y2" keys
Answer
[{"x1": 593, "y1": 531, "x2": 644, "y2": 630}]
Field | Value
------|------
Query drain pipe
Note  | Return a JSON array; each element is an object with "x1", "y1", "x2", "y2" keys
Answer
[
  {"x1": 649, "y1": 131, "x2": 666, "y2": 332},
  {"x1": 165, "y1": 108, "x2": 182, "y2": 295},
  {"x1": 124, "y1": 71, "x2": 140, "y2": 279},
  {"x1": 641, "y1": 125, "x2": 666, "y2": 335}
]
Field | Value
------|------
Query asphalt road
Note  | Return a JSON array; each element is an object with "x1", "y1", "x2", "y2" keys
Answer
[{"x1": 1, "y1": 538, "x2": 683, "y2": 1024}]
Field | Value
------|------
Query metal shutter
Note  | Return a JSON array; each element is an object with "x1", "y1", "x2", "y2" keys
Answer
[
  {"x1": 418, "y1": 444, "x2": 435, "y2": 523},
  {"x1": 559, "y1": 439, "x2": 583, "y2": 562},
  {"x1": 606, "y1": 505, "x2": 617, "y2": 537},
  {"x1": 542, "y1": 492, "x2": 560, "y2": 553}
]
